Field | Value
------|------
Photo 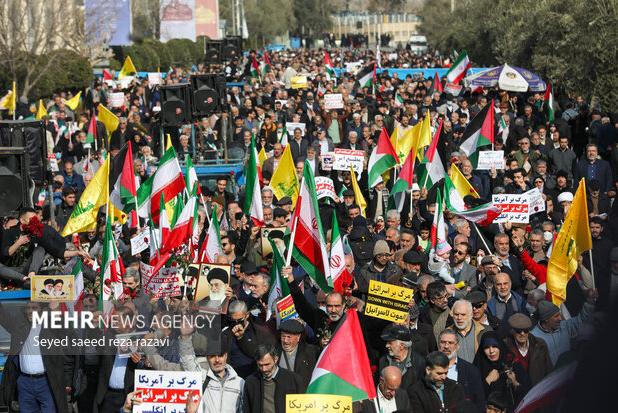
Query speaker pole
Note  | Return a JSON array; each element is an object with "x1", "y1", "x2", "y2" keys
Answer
[
  {"x1": 48, "y1": 182, "x2": 56, "y2": 225},
  {"x1": 222, "y1": 112, "x2": 229, "y2": 163}
]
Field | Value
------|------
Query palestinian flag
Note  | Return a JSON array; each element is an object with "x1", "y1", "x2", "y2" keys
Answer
[
  {"x1": 198, "y1": 205, "x2": 223, "y2": 263},
  {"x1": 161, "y1": 196, "x2": 197, "y2": 255},
  {"x1": 357, "y1": 63, "x2": 376, "y2": 92},
  {"x1": 307, "y1": 310, "x2": 376, "y2": 401},
  {"x1": 185, "y1": 155, "x2": 201, "y2": 196},
  {"x1": 430, "y1": 189, "x2": 451, "y2": 255},
  {"x1": 262, "y1": 52, "x2": 272, "y2": 77},
  {"x1": 109, "y1": 144, "x2": 138, "y2": 227},
  {"x1": 324, "y1": 51, "x2": 336, "y2": 81},
  {"x1": 445, "y1": 50, "x2": 470, "y2": 83},
  {"x1": 391, "y1": 145, "x2": 415, "y2": 195},
  {"x1": 443, "y1": 176, "x2": 501, "y2": 226},
  {"x1": 418, "y1": 119, "x2": 446, "y2": 190},
  {"x1": 243, "y1": 135, "x2": 264, "y2": 226},
  {"x1": 329, "y1": 212, "x2": 353, "y2": 294},
  {"x1": 100, "y1": 215, "x2": 124, "y2": 303},
  {"x1": 544, "y1": 83, "x2": 554, "y2": 123},
  {"x1": 291, "y1": 161, "x2": 331, "y2": 292},
  {"x1": 266, "y1": 238, "x2": 290, "y2": 320},
  {"x1": 103, "y1": 69, "x2": 113, "y2": 80},
  {"x1": 368, "y1": 127, "x2": 399, "y2": 188},
  {"x1": 460, "y1": 100, "x2": 494, "y2": 167},
  {"x1": 514, "y1": 361, "x2": 577, "y2": 413},
  {"x1": 432, "y1": 72, "x2": 443, "y2": 93},
  {"x1": 136, "y1": 146, "x2": 186, "y2": 224},
  {"x1": 86, "y1": 114, "x2": 97, "y2": 144},
  {"x1": 250, "y1": 56, "x2": 260, "y2": 81}
]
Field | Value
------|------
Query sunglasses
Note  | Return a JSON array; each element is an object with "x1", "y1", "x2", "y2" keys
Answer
[
  {"x1": 454, "y1": 250, "x2": 466, "y2": 256},
  {"x1": 472, "y1": 302, "x2": 486, "y2": 309},
  {"x1": 514, "y1": 328, "x2": 530, "y2": 334}
]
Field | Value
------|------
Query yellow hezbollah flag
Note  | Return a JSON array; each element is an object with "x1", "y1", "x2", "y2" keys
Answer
[
  {"x1": 36, "y1": 99, "x2": 48, "y2": 120},
  {"x1": 258, "y1": 146, "x2": 267, "y2": 167},
  {"x1": 270, "y1": 145, "x2": 299, "y2": 207},
  {"x1": 118, "y1": 56, "x2": 137, "y2": 79},
  {"x1": 412, "y1": 111, "x2": 432, "y2": 161},
  {"x1": 349, "y1": 166, "x2": 367, "y2": 217},
  {"x1": 547, "y1": 179, "x2": 592, "y2": 306},
  {"x1": 0, "y1": 82, "x2": 16, "y2": 114},
  {"x1": 61, "y1": 157, "x2": 110, "y2": 236},
  {"x1": 65, "y1": 91, "x2": 82, "y2": 111},
  {"x1": 449, "y1": 163, "x2": 479, "y2": 199},
  {"x1": 109, "y1": 203, "x2": 128, "y2": 225},
  {"x1": 390, "y1": 125, "x2": 413, "y2": 165},
  {"x1": 166, "y1": 134, "x2": 173, "y2": 150},
  {"x1": 97, "y1": 104, "x2": 120, "y2": 137}
]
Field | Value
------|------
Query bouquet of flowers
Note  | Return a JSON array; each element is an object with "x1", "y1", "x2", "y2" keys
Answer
[{"x1": 21, "y1": 215, "x2": 43, "y2": 239}]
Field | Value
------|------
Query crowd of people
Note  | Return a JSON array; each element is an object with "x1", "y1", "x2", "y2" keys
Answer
[{"x1": 0, "y1": 46, "x2": 617, "y2": 413}]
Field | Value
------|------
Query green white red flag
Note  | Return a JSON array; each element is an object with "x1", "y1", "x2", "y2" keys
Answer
[
  {"x1": 418, "y1": 119, "x2": 446, "y2": 190},
  {"x1": 544, "y1": 83, "x2": 554, "y2": 123},
  {"x1": 324, "y1": 51, "x2": 336, "y2": 82},
  {"x1": 430, "y1": 189, "x2": 452, "y2": 255},
  {"x1": 459, "y1": 100, "x2": 494, "y2": 167},
  {"x1": 329, "y1": 212, "x2": 353, "y2": 294},
  {"x1": 443, "y1": 176, "x2": 501, "y2": 226},
  {"x1": 446, "y1": 49, "x2": 470, "y2": 83},
  {"x1": 243, "y1": 135, "x2": 264, "y2": 226}
]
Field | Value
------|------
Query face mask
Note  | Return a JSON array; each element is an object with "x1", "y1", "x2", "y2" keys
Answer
[
  {"x1": 250, "y1": 308, "x2": 261, "y2": 317},
  {"x1": 526, "y1": 303, "x2": 536, "y2": 314},
  {"x1": 543, "y1": 231, "x2": 553, "y2": 243},
  {"x1": 319, "y1": 306, "x2": 326, "y2": 313}
]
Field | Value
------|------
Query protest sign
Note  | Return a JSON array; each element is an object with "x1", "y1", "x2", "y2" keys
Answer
[
  {"x1": 261, "y1": 226, "x2": 287, "y2": 257},
  {"x1": 492, "y1": 194, "x2": 530, "y2": 223},
  {"x1": 286, "y1": 394, "x2": 352, "y2": 413},
  {"x1": 320, "y1": 152, "x2": 334, "y2": 171},
  {"x1": 444, "y1": 82, "x2": 463, "y2": 96},
  {"x1": 118, "y1": 76, "x2": 134, "y2": 90},
  {"x1": 130, "y1": 232, "x2": 150, "y2": 255},
  {"x1": 285, "y1": 122, "x2": 306, "y2": 136},
  {"x1": 147, "y1": 72, "x2": 163, "y2": 86},
  {"x1": 324, "y1": 93, "x2": 344, "y2": 110},
  {"x1": 144, "y1": 267, "x2": 183, "y2": 299},
  {"x1": 364, "y1": 280, "x2": 413, "y2": 323},
  {"x1": 477, "y1": 151, "x2": 505, "y2": 170},
  {"x1": 116, "y1": 331, "x2": 147, "y2": 358},
  {"x1": 109, "y1": 92, "x2": 125, "y2": 108},
  {"x1": 333, "y1": 148, "x2": 365, "y2": 174},
  {"x1": 31, "y1": 275, "x2": 74, "y2": 302},
  {"x1": 524, "y1": 187, "x2": 546, "y2": 214},
  {"x1": 276, "y1": 295, "x2": 299, "y2": 323},
  {"x1": 134, "y1": 370, "x2": 202, "y2": 413},
  {"x1": 315, "y1": 177, "x2": 336, "y2": 201},
  {"x1": 194, "y1": 263, "x2": 231, "y2": 303},
  {"x1": 291, "y1": 76, "x2": 308, "y2": 89}
]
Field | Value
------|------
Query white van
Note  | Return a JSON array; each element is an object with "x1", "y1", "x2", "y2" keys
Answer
[{"x1": 408, "y1": 35, "x2": 428, "y2": 54}]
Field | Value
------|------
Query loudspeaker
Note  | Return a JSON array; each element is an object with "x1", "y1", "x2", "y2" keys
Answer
[
  {"x1": 0, "y1": 120, "x2": 47, "y2": 184},
  {"x1": 190, "y1": 74, "x2": 226, "y2": 117},
  {"x1": 0, "y1": 147, "x2": 32, "y2": 216},
  {"x1": 222, "y1": 37, "x2": 242, "y2": 61},
  {"x1": 205, "y1": 40, "x2": 222, "y2": 65},
  {"x1": 160, "y1": 84, "x2": 192, "y2": 126},
  {"x1": 356, "y1": 21, "x2": 363, "y2": 29}
]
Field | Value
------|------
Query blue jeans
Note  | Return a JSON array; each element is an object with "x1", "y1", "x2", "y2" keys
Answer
[{"x1": 17, "y1": 374, "x2": 57, "y2": 413}]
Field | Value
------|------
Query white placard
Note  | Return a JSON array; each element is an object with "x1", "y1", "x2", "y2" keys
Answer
[
  {"x1": 130, "y1": 232, "x2": 151, "y2": 255},
  {"x1": 134, "y1": 370, "x2": 202, "y2": 413},
  {"x1": 492, "y1": 194, "x2": 530, "y2": 224},
  {"x1": 345, "y1": 61, "x2": 362, "y2": 75},
  {"x1": 315, "y1": 177, "x2": 336, "y2": 200},
  {"x1": 324, "y1": 93, "x2": 344, "y2": 110},
  {"x1": 145, "y1": 267, "x2": 183, "y2": 299},
  {"x1": 333, "y1": 148, "x2": 365, "y2": 175},
  {"x1": 147, "y1": 72, "x2": 163, "y2": 86},
  {"x1": 477, "y1": 150, "x2": 505, "y2": 170},
  {"x1": 524, "y1": 187, "x2": 546, "y2": 214},
  {"x1": 320, "y1": 152, "x2": 334, "y2": 171},
  {"x1": 109, "y1": 92, "x2": 125, "y2": 108},
  {"x1": 285, "y1": 122, "x2": 306, "y2": 136},
  {"x1": 117, "y1": 76, "x2": 134, "y2": 89}
]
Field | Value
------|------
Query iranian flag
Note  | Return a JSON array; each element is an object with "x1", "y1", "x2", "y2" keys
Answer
[
  {"x1": 432, "y1": 72, "x2": 443, "y2": 93},
  {"x1": 161, "y1": 196, "x2": 197, "y2": 255},
  {"x1": 329, "y1": 212, "x2": 353, "y2": 294},
  {"x1": 110, "y1": 144, "x2": 138, "y2": 227},
  {"x1": 72, "y1": 259, "x2": 85, "y2": 306},
  {"x1": 100, "y1": 215, "x2": 124, "y2": 302},
  {"x1": 261, "y1": 52, "x2": 272, "y2": 77},
  {"x1": 198, "y1": 205, "x2": 223, "y2": 263},
  {"x1": 445, "y1": 50, "x2": 470, "y2": 83},
  {"x1": 266, "y1": 238, "x2": 290, "y2": 320},
  {"x1": 86, "y1": 114, "x2": 97, "y2": 145},
  {"x1": 430, "y1": 190, "x2": 452, "y2": 255},
  {"x1": 443, "y1": 176, "x2": 501, "y2": 226},
  {"x1": 419, "y1": 119, "x2": 446, "y2": 190},
  {"x1": 136, "y1": 146, "x2": 186, "y2": 224},
  {"x1": 307, "y1": 310, "x2": 376, "y2": 401},
  {"x1": 243, "y1": 135, "x2": 264, "y2": 226},
  {"x1": 460, "y1": 100, "x2": 494, "y2": 167},
  {"x1": 368, "y1": 127, "x2": 399, "y2": 188},
  {"x1": 324, "y1": 51, "x2": 336, "y2": 81},
  {"x1": 291, "y1": 161, "x2": 331, "y2": 292},
  {"x1": 250, "y1": 56, "x2": 260, "y2": 80},
  {"x1": 185, "y1": 155, "x2": 201, "y2": 196},
  {"x1": 544, "y1": 83, "x2": 554, "y2": 123},
  {"x1": 394, "y1": 92, "x2": 404, "y2": 107}
]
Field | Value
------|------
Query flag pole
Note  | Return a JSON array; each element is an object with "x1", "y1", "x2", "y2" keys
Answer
[
  {"x1": 588, "y1": 253, "x2": 595, "y2": 290},
  {"x1": 285, "y1": 213, "x2": 299, "y2": 267},
  {"x1": 472, "y1": 222, "x2": 492, "y2": 254}
]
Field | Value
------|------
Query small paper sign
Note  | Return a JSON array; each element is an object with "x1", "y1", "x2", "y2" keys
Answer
[
  {"x1": 477, "y1": 151, "x2": 505, "y2": 170},
  {"x1": 324, "y1": 93, "x2": 344, "y2": 110}
]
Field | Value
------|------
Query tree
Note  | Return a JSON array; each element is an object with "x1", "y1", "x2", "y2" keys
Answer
[{"x1": 245, "y1": 0, "x2": 295, "y2": 46}]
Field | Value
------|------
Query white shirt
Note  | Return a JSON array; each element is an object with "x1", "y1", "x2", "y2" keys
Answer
[
  {"x1": 19, "y1": 324, "x2": 45, "y2": 375},
  {"x1": 447, "y1": 358, "x2": 459, "y2": 382},
  {"x1": 373, "y1": 385, "x2": 398, "y2": 413},
  {"x1": 108, "y1": 355, "x2": 128, "y2": 389}
]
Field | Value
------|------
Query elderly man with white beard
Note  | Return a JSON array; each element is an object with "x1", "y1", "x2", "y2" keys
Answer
[{"x1": 447, "y1": 300, "x2": 489, "y2": 363}]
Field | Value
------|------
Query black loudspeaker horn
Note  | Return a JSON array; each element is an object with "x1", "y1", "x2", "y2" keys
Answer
[
  {"x1": 222, "y1": 36, "x2": 242, "y2": 61},
  {"x1": 190, "y1": 74, "x2": 226, "y2": 117},
  {"x1": 0, "y1": 147, "x2": 31, "y2": 216},
  {"x1": 205, "y1": 40, "x2": 222, "y2": 65},
  {"x1": 0, "y1": 120, "x2": 47, "y2": 184},
  {"x1": 160, "y1": 83, "x2": 192, "y2": 126}
]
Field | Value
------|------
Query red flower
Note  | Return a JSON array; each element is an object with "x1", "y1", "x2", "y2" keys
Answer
[
  {"x1": 21, "y1": 215, "x2": 43, "y2": 238},
  {"x1": 104, "y1": 279, "x2": 112, "y2": 286}
]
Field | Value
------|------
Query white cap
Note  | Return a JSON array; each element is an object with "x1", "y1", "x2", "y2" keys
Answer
[
  {"x1": 557, "y1": 192, "x2": 574, "y2": 203},
  {"x1": 412, "y1": 183, "x2": 420, "y2": 192}
]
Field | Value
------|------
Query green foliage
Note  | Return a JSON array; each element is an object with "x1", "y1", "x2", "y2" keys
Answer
[
  {"x1": 245, "y1": 0, "x2": 295, "y2": 46},
  {"x1": 420, "y1": 0, "x2": 618, "y2": 109}
]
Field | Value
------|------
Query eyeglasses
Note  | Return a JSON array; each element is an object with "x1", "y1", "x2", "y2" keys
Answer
[
  {"x1": 472, "y1": 302, "x2": 486, "y2": 309},
  {"x1": 514, "y1": 328, "x2": 530, "y2": 334},
  {"x1": 454, "y1": 250, "x2": 466, "y2": 256},
  {"x1": 432, "y1": 293, "x2": 449, "y2": 302}
]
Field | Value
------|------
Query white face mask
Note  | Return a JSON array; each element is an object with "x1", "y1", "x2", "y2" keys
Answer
[
  {"x1": 250, "y1": 308, "x2": 261, "y2": 317},
  {"x1": 319, "y1": 306, "x2": 327, "y2": 313},
  {"x1": 543, "y1": 231, "x2": 553, "y2": 243}
]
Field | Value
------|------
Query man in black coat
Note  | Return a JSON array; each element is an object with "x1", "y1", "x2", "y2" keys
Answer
[
  {"x1": 242, "y1": 344, "x2": 305, "y2": 413},
  {"x1": 438, "y1": 329, "x2": 485, "y2": 412},
  {"x1": 357, "y1": 366, "x2": 411, "y2": 412},
  {"x1": 378, "y1": 324, "x2": 426, "y2": 391},
  {"x1": 409, "y1": 351, "x2": 466, "y2": 413},
  {"x1": 277, "y1": 319, "x2": 319, "y2": 388},
  {"x1": 0, "y1": 301, "x2": 75, "y2": 413}
]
